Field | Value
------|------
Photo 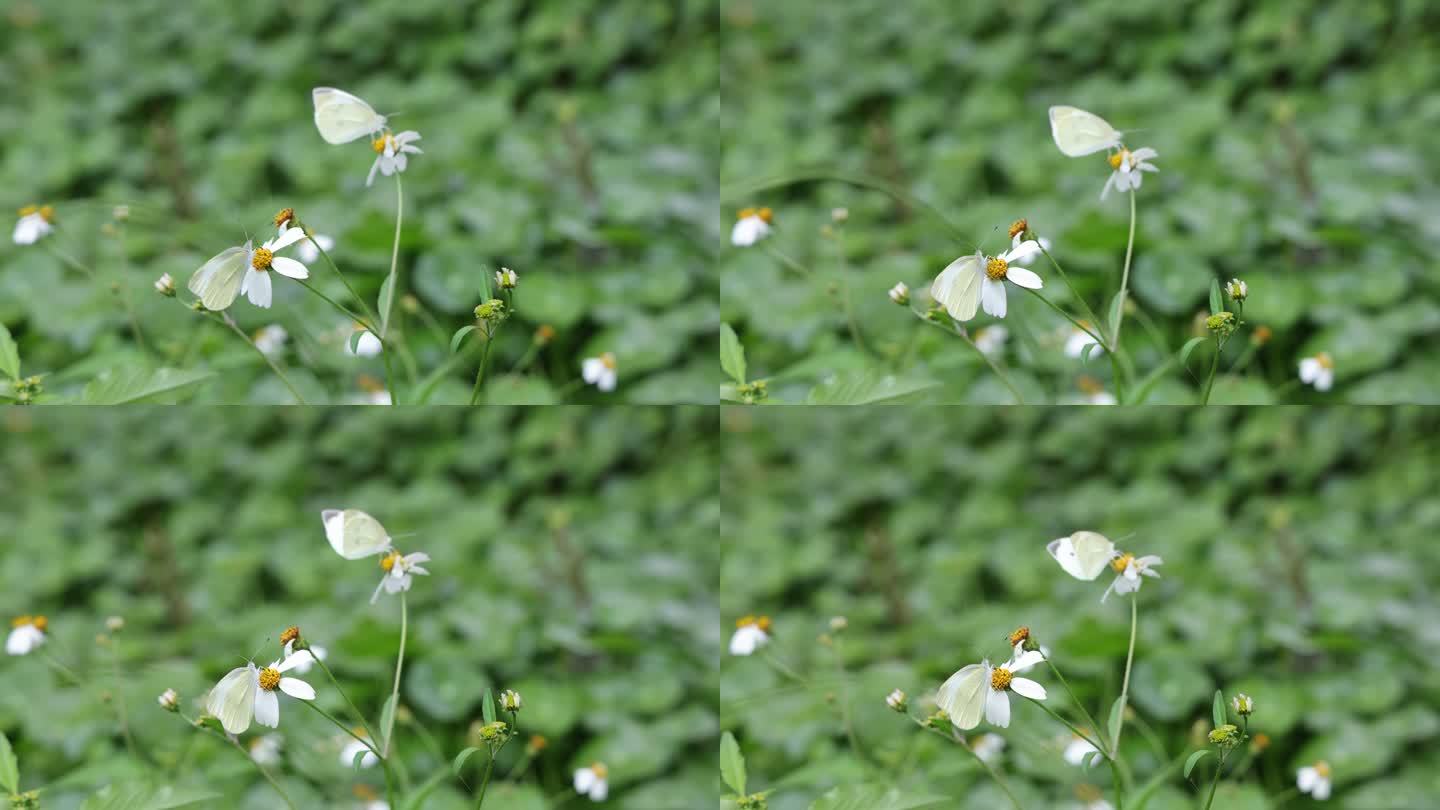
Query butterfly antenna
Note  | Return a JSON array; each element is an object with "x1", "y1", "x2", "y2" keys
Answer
[{"x1": 244, "y1": 638, "x2": 271, "y2": 664}]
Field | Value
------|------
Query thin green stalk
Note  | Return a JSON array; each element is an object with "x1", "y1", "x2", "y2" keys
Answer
[
  {"x1": 1022, "y1": 287, "x2": 1107, "y2": 346},
  {"x1": 1114, "y1": 596, "x2": 1139, "y2": 756},
  {"x1": 832, "y1": 229, "x2": 870, "y2": 356},
  {"x1": 305, "y1": 233, "x2": 379, "y2": 328},
  {"x1": 380, "y1": 174, "x2": 405, "y2": 404},
  {"x1": 295, "y1": 279, "x2": 374, "y2": 335},
  {"x1": 40, "y1": 650, "x2": 84, "y2": 685},
  {"x1": 1038, "y1": 244, "x2": 1106, "y2": 348},
  {"x1": 210, "y1": 312, "x2": 308, "y2": 404},
  {"x1": 1045, "y1": 659, "x2": 1108, "y2": 751},
  {"x1": 1201, "y1": 751, "x2": 1228, "y2": 810},
  {"x1": 46, "y1": 241, "x2": 149, "y2": 353},
  {"x1": 312, "y1": 654, "x2": 378, "y2": 748},
  {"x1": 1112, "y1": 191, "x2": 1138, "y2": 347},
  {"x1": 832, "y1": 638, "x2": 870, "y2": 767},
  {"x1": 914, "y1": 719, "x2": 1023, "y2": 810},
  {"x1": 762, "y1": 243, "x2": 812, "y2": 277},
  {"x1": 475, "y1": 752, "x2": 497, "y2": 809},
  {"x1": 1031, "y1": 698, "x2": 1123, "y2": 809},
  {"x1": 383, "y1": 592, "x2": 408, "y2": 757},
  {"x1": 760, "y1": 650, "x2": 807, "y2": 684},
  {"x1": 303, "y1": 700, "x2": 381, "y2": 757},
  {"x1": 910, "y1": 310, "x2": 1026, "y2": 404},
  {"x1": 1199, "y1": 340, "x2": 1221, "y2": 404},
  {"x1": 725, "y1": 169, "x2": 970, "y2": 243},
  {"x1": 469, "y1": 330, "x2": 497, "y2": 405},
  {"x1": 108, "y1": 640, "x2": 144, "y2": 766},
  {"x1": 182, "y1": 712, "x2": 297, "y2": 810},
  {"x1": 1027, "y1": 697, "x2": 1107, "y2": 758}
]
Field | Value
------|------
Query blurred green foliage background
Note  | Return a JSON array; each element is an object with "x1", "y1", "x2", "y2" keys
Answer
[
  {"x1": 1, "y1": 406, "x2": 718, "y2": 808},
  {"x1": 721, "y1": 406, "x2": 1440, "y2": 808},
  {"x1": 721, "y1": 0, "x2": 1440, "y2": 403},
  {"x1": 1, "y1": 0, "x2": 717, "y2": 403}
]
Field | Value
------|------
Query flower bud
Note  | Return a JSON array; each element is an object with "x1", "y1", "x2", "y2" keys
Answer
[
  {"x1": 885, "y1": 689, "x2": 908, "y2": 712},
  {"x1": 831, "y1": 207, "x2": 849, "y2": 224},
  {"x1": 474, "y1": 298, "x2": 507, "y2": 322},
  {"x1": 829, "y1": 616, "x2": 848, "y2": 633},
  {"x1": 478, "y1": 720, "x2": 508, "y2": 743},
  {"x1": 499, "y1": 689, "x2": 522, "y2": 712},
  {"x1": 105, "y1": 616, "x2": 124, "y2": 633},
  {"x1": 925, "y1": 709, "x2": 950, "y2": 730},
  {"x1": 158, "y1": 688, "x2": 180, "y2": 712},
  {"x1": 1231, "y1": 693, "x2": 1254, "y2": 716},
  {"x1": 1205, "y1": 311, "x2": 1236, "y2": 338},
  {"x1": 154, "y1": 273, "x2": 176, "y2": 297},
  {"x1": 1008, "y1": 218, "x2": 1030, "y2": 240},
  {"x1": 273, "y1": 207, "x2": 296, "y2": 229},
  {"x1": 889, "y1": 282, "x2": 910, "y2": 305},
  {"x1": 1226, "y1": 278, "x2": 1248, "y2": 302},
  {"x1": 1208, "y1": 723, "x2": 1241, "y2": 750},
  {"x1": 495, "y1": 267, "x2": 519, "y2": 290}
]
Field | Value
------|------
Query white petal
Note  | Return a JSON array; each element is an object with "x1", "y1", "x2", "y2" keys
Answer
[
  {"x1": 1010, "y1": 677, "x2": 1047, "y2": 700},
  {"x1": 254, "y1": 689, "x2": 280, "y2": 728},
  {"x1": 279, "y1": 677, "x2": 315, "y2": 700},
  {"x1": 269, "y1": 227, "x2": 308, "y2": 251},
  {"x1": 1313, "y1": 779, "x2": 1330, "y2": 799},
  {"x1": 1007, "y1": 650, "x2": 1045, "y2": 673},
  {"x1": 367, "y1": 155, "x2": 382, "y2": 187},
  {"x1": 981, "y1": 277, "x2": 1007, "y2": 318},
  {"x1": 1003, "y1": 240, "x2": 1042, "y2": 265},
  {"x1": 245, "y1": 270, "x2": 273, "y2": 308},
  {"x1": 985, "y1": 688, "x2": 1011, "y2": 727},
  {"x1": 1297, "y1": 767, "x2": 1317, "y2": 791},
  {"x1": 270, "y1": 257, "x2": 309, "y2": 279},
  {"x1": 574, "y1": 768, "x2": 596, "y2": 792},
  {"x1": 1005, "y1": 266, "x2": 1043, "y2": 290}
]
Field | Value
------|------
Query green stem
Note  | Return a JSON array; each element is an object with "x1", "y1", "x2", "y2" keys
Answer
[
  {"x1": 303, "y1": 700, "x2": 382, "y2": 757},
  {"x1": 306, "y1": 233, "x2": 380, "y2": 328},
  {"x1": 833, "y1": 229, "x2": 870, "y2": 356},
  {"x1": 760, "y1": 650, "x2": 807, "y2": 685},
  {"x1": 726, "y1": 169, "x2": 970, "y2": 243},
  {"x1": 910, "y1": 310, "x2": 1027, "y2": 404},
  {"x1": 1201, "y1": 751, "x2": 1228, "y2": 810},
  {"x1": 1038, "y1": 243, "x2": 1106, "y2": 348},
  {"x1": 181, "y1": 712, "x2": 298, "y2": 810},
  {"x1": 469, "y1": 329, "x2": 497, "y2": 405},
  {"x1": 1023, "y1": 287, "x2": 1107, "y2": 347},
  {"x1": 108, "y1": 640, "x2": 144, "y2": 766},
  {"x1": 1112, "y1": 191, "x2": 1138, "y2": 347},
  {"x1": 1114, "y1": 596, "x2": 1139, "y2": 757},
  {"x1": 761, "y1": 243, "x2": 812, "y2": 277},
  {"x1": 210, "y1": 312, "x2": 308, "y2": 404},
  {"x1": 832, "y1": 638, "x2": 870, "y2": 767},
  {"x1": 1199, "y1": 339, "x2": 1221, "y2": 404},
  {"x1": 312, "y1": 654, "x2": 378, "y2": 748},
  {"x1": 914, "y1": 720, "x2": 1023, "y2": 810},
  {"x1": 1027, "y1": 697, "x2": 1107, "y2": 757},
  {"x1": 475, "y1": 751, "x2": 497, "y2": 809},
  {"x1": 1045, "y1": 659, "x2": 1108, "y2": 751},
  {"x1": 383, "y1": 592, "x2": 408, "y2": 757},
  {"x1": 295, "y1": 279, "x2": 375, "y2": 335},
  {"x1": 381, "y1": 174, "x2": 405, "y2": 404}
]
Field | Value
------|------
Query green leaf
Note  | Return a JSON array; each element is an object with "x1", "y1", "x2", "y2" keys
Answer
[
  {"x1": 450, "y1": 325, "x2": 477, "y2": 354},
  {"x1": 1184, "y1": 749, "x2": 1212, "y2": 780},
  {"x1": 806, "y1": 372, "x2": 938, "y2": 404},
  {"x1": 378, "y1": 273, "x2": 396, "y2": 337},
  {"x1": 80, "y1": 368, "x2": 215, "y2": 404},
  {"x1": 1080, "y1": 341, "x2": 1099, "y2": 365},
  {"x1": 1107, "y1": 292, "x2": 1126, "y2": 344},
  {"x1": 379, "y1": 693, "x2": 398, "y2": 754},
  {"x1": 1212, "y1": 689, "x2": 1227, "y2": 729},
  {"x1": 1107, "y1": 696, "x2": 1126, "y2": 754},
  {"x1": 1178, "y1": 336, "x2": 1208, "y2": 371},
  {"x1": 452, "y1": 746, "x2": 482, "y2": 776},
  {"x1": 1208, "y1": 277, "x2": 1224, "y2": 315},
  {"x1": 720, "y1": 323, "x2": 747, "y2": 384},
  {"x1": 720, "y1": 731, "x2": 746, "y2": 796},
  {"x1": 482, "y1": 688, "x2": 497, "y2": 725},
  {"x1": 352, "y1": 748, "x2": 372, "y2": 771},
  {"x1": 1082, "y1": 750, "x2": 1105, "y2": 769},
  {"x1": 0, "y1": 731, "x2": 18, "y2": 794},
  {"x1": 0, "y1": 322, "x2": 19, "y2": 380}
]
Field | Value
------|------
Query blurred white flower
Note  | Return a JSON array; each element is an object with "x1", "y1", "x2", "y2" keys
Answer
[
  {"x1": 367, "y1": 131, "x2": 423, "y2": 187},
  {"x1": 347, "y1": 328, "x2": 383, "y2": 357},
  {"x1": 885, "y1": 689, "x2": 907, "y2": 711},
  {"x1": 249, "y1": 733, "x2": 283, "y2": 765},
  {"x1": 888, "y1": 282, "x2": 910, "y2": 305},
  {"x1": 496, "y1": 267, "x2": 519, "y2": 289},
  {"x1": 340, "y1": 732, "x2": 380, "y2": 769},
  {"x1": 242, "y1": 228, "x2": 312, "y2": 309},
  {"x1": 154, "y1": 273, "x2": 177, "y2": 297},
  {"x1": 937, "y1": 647, "x2": 1046, "y2": 730},
  {"x1": 574, "y1": 762, "x2": 610, "y2": 801},
  {"x1": 729, "y1": 615, "x2": 771, "y2": 656},
  {"x1": 13, "y1": 205, "x2": 55, "y2": 245},
  {"x1": 731, "y1": 207, "x2": 773, "y2": 247},
  {"x1": 979, "y1": 240, "x2": 1044, "y2": 319},
  {"x1": 253, "y1": 325, "x2": 288, "y2": 357},
  {"x1": 371, "y1": 549, "x2": 431, "y2": 604},
  {"x1": 1226, "y1": 278, "x2": 1248, "y2": 302},
  {"x1": 1297, "y1": 761, "x2": 1332, "y2": 800},
  {"x1": 1065, "y1": 325, "x2": 1104, "y2": 359},
  {"x1": 582, "y1": 353, "x2": 618, "y2": 392},
  {"x1": 157, "y1": 688, "x2": 180, "y2": 712},
  {"x1": 297, "y1": 232, "x2": 335, "y2": 265},
  {"x1": 1101, "y1": 552, "x2": 1163, "y2": 603},
  {"x1": 970, "y1": 733, "x2": 1006, "y2": 763},
  {"x1": 1299, "y1": 353, "x2": 1334, "y2": 391},
  {"x1": 282, "y1": 640, "x2": 327, "y2": 675},
  {"x1": 1101, "y1": 147, "x2": 1159, "y2": 200},
  {"x1": 1064, "y1": 734, "x2": 1100, "y2": 765},
  {"x1": 6, "y1": 615, "x2": 47, "y2": 656},
  {"x1": 973, "y1": 325, "x2": 1008, "y2": 357}
]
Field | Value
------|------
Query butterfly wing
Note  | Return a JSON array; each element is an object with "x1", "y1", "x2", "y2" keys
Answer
[
  {"x1": 931, "y1": 253, "x2": 982, "y2": 322},
  {"x1": 1071, "y1": 531, "x2": 1117, "y2": 580},
  {"x1": 323, "y1": 508, "x2": 391, "y2": 559},
  {"x1": 188, "y1": 246, "x2": 247, "y2": 311},
  {"x1": 936, "y1": 664, "x2": 987, "y2": 730},
  {"x1": 1049, "y1": 106, "x2": 1123, "y2": 157},
  {"x1": 205, "y1": 665, "x2": 256, "y2": 735},
  {"x1": 312, "y1": 87, "x2": 387, "y2": 145}
]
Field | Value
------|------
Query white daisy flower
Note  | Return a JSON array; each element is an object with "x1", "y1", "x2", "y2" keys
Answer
[
  {"x1": 730, "y1": 207, "x2": 773, "y2": 247},
  {"x1": 1065, "y1": 325, "x2": 1104, "y2": 359},
  {"x1": 729, "y1": 615, "x2": 771, "y2": 656},
  {"x1": 366, "y1": 131, "x2": 423, "y2": 187},
  {"x1": 205, "y1": 652, "x2": 317, "y2": 734},
  {"x1": 979, "y1": 240, "x2": 1045, "y2": 319},
  {"x1": 495, "y1": 267, "x2": 519, "y2": 290},
  {"x1": 1064, "y1": 734, "x2": 1100, "y2": 765},
  {"x1": 6, "y1": 615, "x2": 48, "y2": 656},
  {"x1": 973, "y1": 325, "x2": 1008, "y2": 357},
  {"x1": 370, "y1": 549, "x2": 431, "y2": 604},
  {"x1": 937, "y1": 646, "x2": 1047, "y2": 730},
  {"x1": 13, "y1": 205, "x2": 55, "y2": 245},
  {"x1": 1083, "y1": 800, "x2": 1115, "y2": 810},
  {"x1": 582, "y1": 353, "x2": 618, "y2": 392},
  {"x1": 970, "y1": 733, "x2": 1006, "y2": 763},
  {"x1": 1297, "y1": 761, "x2": 1332, "y2": 800},
  {"x1": 1299, "y1": 353, "x2": 1335, "y2": 392},
  {"x1": 573, "y1": 762, "x2": 610, "y2": 801},
  {"x1": 281, "y1": 640, "x2": 326, "y2": 675},
  {"x1": 241, "y1": 228, "x2": 312, "y2": 309},
  {"x1": 339, "y1": 732, "x2": 380, "y2": 769},
  {"x1": 1100, "y1": 147, "x2": 1159, "y2": 200},
  {"x1": 1101, "y1": 552, "x2": 1164, "y2": 603},
  {"x1": 297, "y1": 232, "x2": 334, "y2": 265},
  {"x1": 249, "y1": 733, "x2": 283, "y2": 765},
  {"x1": 253, "y1": 325, "x2": 288, "y2": 357}
]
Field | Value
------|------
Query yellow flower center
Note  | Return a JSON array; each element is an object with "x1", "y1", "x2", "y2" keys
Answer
[
  {"x1": 590, "y1": 762, "x2": 609, "y2": 780},
  {"x1": 18, "y1": 205, "x2": 36, "y2": 217},
  {"x1": 1008, "y1": 219, "x2": 1027, "y2": 238},
  {"x1": 1108, "y1": 148, "x2": 1131, "y2": 170},
  {"x1": 11, "y1": 615, "x2": 31, "y2": 628},
  {"x1": 990, "y1": 667, "x2": 1013, "y2": 691},
  {"x1": 251, "y1": 247, "x2": 274, "y2": 271},
  {"x1": 40, "y1": 206, "x2": 54, "y2": 222},
  {"x1": 600, "y1": 352, "x2": 617, "y2": 370},
  {"x1": 985, "y1": 257, "x2": 1009, "y2": 281},
  {"x1": 1076, "y1": 784, "x2": 1103, "y2": 802},
  {"x1": 258, "y1": 667, "x2": 281, "y2": 691},
  {"x1": 736, "y1": 207, "x2": 773, "y2": 224},
  {"x1": 380, "y1": 551, "x2": 402, "y2": 572},
  {"x1": 1111, "y1": 552, "x2": 1134, "y2": 573},
  {"x1": 1316, "y1": 352, "x2": 1333, "y2": 370},
  {"x1": 279, "y1": 626, "x2": 299, "y2": 646},
  {"x1": 1314, "y1": 761, "x2": 1331, "y2": 778},
  {"x1": 1008, "y1": 626, "x2": 1030, "y2": 646},
  {"x1": 1078, "y1": 375, "x2": 1105, "y2": 396},
  {"x1": 273, "y1": 207, "x2": 294, "y2": 228},
  {"x1": 736, "y1": 614, "x2": 772, "y2": 632}
]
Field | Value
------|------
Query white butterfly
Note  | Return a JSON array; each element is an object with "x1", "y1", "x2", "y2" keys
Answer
[
  {"x1": 188, "y1": 244, "x2": 248, "y2": 311},
  {"x1": 312, "y1": 87, "x2": 387, "y2": 145},
  {"x1": 1049, "y1": 106, "x2": 1123, "y2": 157},
  {"x1": 1047, "y1": 531, "x2": 1117, "y2": 581},
  {"x1": 322, "y1": 509, "x2": 393, "y2": 559},
  {"x1": 930, "y1": 250, "x2": 983, "y2": 322},
  {"x1": 206, "y1": 655, "x2": 317, "y2": 734}
]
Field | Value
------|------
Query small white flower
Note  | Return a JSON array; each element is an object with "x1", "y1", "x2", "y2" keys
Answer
[
  {"x1": 1226, "y1": 278, "x2": 1248, "y2": 302},
  {"x1": 241, "y1": 228, "x2": 312, "y2": 309},
  {"x1": 249, "y1": 733, "x2": 283, "y2": 765},
  {"x1": 888, "y1": 282, "x2": 910, "y2": 305},
  {"x1": 574, "y1": 763, "x2": 610, "y2": 801},
  {"x1": 1084, "y1": 800, "x2": 1115, "y2": 810},
  {"x1": 347, "y1": 328, "x2": 383, "y2": 357},
  {"x1": 730, "y1": 207, "x2": 773, "y2": 247},
  {"x1": 885, "y1": 689, "x2": 907, "y2": 711},
  {"x1": 6, "y1": 616, "x2": 47, "y2": 656},
  {"x1": 1065, "y1": 326, "x2": 1104, "y2": 359},
  {"x1": 582, "y1": 353, "x2": 618, "y2": 392},
  {"x1": 496, "y1": 267, "x2": 519, "y2": 289},
  {"x1": 253, "y1": 325, "x2": 288, "y2": 357},
  {"x1": 370, "y1": 549, "x2": 432, "y2": 604},
  {"x1": 728, "y1": 615, "x2": 771, "y2": 656},
  {"x1": 1297, "y1": 761, "x2": 1332, "y2": 800},
  {"x1": 970, "y1": 733, "x2": 1006, "y2": 764},
  {"x1": 207, "y1": 653, "x2": 317, "y2": 733},
  {"x1": 157, "y1": 688, "x2": 180, "y2": 712},
  {"x1": 1101, "y1": 552, "x2": 1164, "y2": 603},
  {"x1": 366, "y1": 131, "x2": 423, "y2": 187},
  {"x1": 1083, "y1": 390, "x2": 1118, "y2": 406},
  {"x1": 973, "y1": 325, "x2": 1008, "y2": 357},
  {"x1": 1299, "y1": 353, "x2": 1335, "y2": 391},
  {"x1": 13, "y1": 205, "x2": 55, "y2": 245},
  {"x1": 937, "y1": 646, "x2": 1047, "y2": 730},
  {"x1": 499, "y1": 689, "x2": 523, "y2": 712},
  {"x1": 1064, "y1": 734, "x2": 1100, "y2": 766},
  {"x1": 154, "y1": 273, "x2": 177, "y2": 297},
  {"x1": 296, "y1": 232, "x2": 335, "y2": 265},
  {"x1": 979, "y1": 240, "x2": 1045, "y2": 319},
  {"x1": 281, "y1": 640, "x2": 326, "y2": 675},
  {"x1": 1101, "y1": 147, "x2": 1160, "y2": 200},
  {"x1": 1232, "y1": 693, "x2": 1254, "y2": 716},
  {"x1": 340, "y1": 733, "x2": 380, "y2": 769}
]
